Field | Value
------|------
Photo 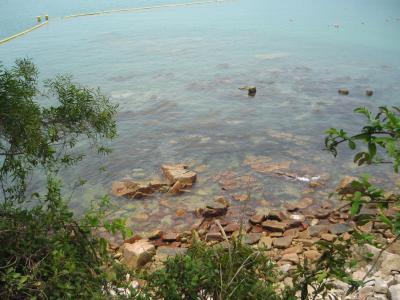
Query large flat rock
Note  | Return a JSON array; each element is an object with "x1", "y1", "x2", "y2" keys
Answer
[{"x1": 161, "y1": 164, "x2": 197, "y2": 186}]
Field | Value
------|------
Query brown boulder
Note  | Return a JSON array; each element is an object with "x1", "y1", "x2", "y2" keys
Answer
[
  {"x1": 295, "y1": 197, "x2": 314, "y2": 209},
  {"x1": 304, "y1": 250, "x2": 321, "y2": 261},
  {"x1": 284, "y1": 228, "x2": 299, "y2": 238},
  {"x1": 336, "y1": 176, "x2": 359, "y2": 195},
  {"x1": 169, "y1": 181, "x2": 184, "y2": 194},
  {"x1": 162, "y1": 164, "x2": 197, "y2": 186},
  {"x1": 280, "y1": 253, "x2": 299, "y2": 264},
  {"x1": 309, "y1": 225, "x2": 329, "y2": 237},
  {"x1": 282, "y1": 245, "x2": 302, "y2": 255},
  {"x1": 296, "y1": 238, "x2": 318, "y2": 247},
  {"x1": 315, "y1": 209, "x2": 331, "y2": 219},
  {"x1": 203, "y1": 201, "x2": 228, "y2": 218},
  {"x1": 321, "y1": 233, "x2": 337, "y2": 242},
  {"x1": 233, "y1": 194, "x2": 249, "y2": 202},
  {"x1": 162, "y1": 232, "x2": 179, "y2": 242},
  {"x1": 273, "y1": 236, "x2": 293, "y2": 249},
  {"x1": 243, "y1": 233, "x2": 261, "y2": 245},
  {"x1": 249, "y1": 214, "x2": 266, "y2": 225},
  {"x1": 267, "y1": 210, "x2": 288, "y2": 221},
  {"x1": 148, "y1": 230, "x2": 163, "y2": 240},
  {"x1": 258, "y1": 236, "x2": 273, "y2": 249},
  {"x1": 224, "y1": 223, "x2": 241, "y2": 233},
  {"x1": 112, "y1": 180, "x2": 167, "y2": 199},
  {"x1": 206, "y1": 232, "x2": 223, "y2": 241},
  {"x1": 262, "y1": 220, "x2": 286, "y2": 232}
]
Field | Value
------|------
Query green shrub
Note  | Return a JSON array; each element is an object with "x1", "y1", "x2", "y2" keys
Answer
[
  {"x1": 136, "y1": 239, "x2": 296, "y2": 300},
  {"x1": 0, "y1": 59, "x2": 131, "y2": 299}
]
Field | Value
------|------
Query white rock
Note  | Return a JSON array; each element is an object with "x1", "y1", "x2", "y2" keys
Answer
[
  {"x1": 122, "y1": 240, "x2": 155, "y2": 269},
  {"x1": 278, "y1": 263, "x2": 292, "y2": 273},
  {"x1": 374, "y1": 278, "x2": 389, "y2": 294},
  {"x1": 389, "y1": 284, "x2": 400, "y2": 300}
]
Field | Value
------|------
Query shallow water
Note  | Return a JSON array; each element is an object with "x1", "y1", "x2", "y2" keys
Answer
[{"x1": 1, "y1": 0, "x2": 400, "y2": 235}]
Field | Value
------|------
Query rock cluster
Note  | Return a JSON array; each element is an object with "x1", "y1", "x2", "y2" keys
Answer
[
  {"x1": 111, "y1": 164, "x2": 197, "y2": 199},
  {"x1": 110, "y1": 173, "x2": 399, "y2": 299}
]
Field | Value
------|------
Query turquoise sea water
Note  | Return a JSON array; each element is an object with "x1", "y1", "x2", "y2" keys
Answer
[{"x1": 1, "y1": 0, "x2": 400, "y2": 234}]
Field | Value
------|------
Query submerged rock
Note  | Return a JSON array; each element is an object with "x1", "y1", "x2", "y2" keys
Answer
[
  {"x1": 169, "y1": 181, "x2": 184, "y2": 194},
  {"x1": 338, "y1": 88, "x2": 349, "y2": 95},
  {"x1": 366, "y1": 89, "x2": 374, "y2": 96},
  {"x1": 202, "y1": 201, "x2": 228, "y2": 218},
  {"x1": 111, "y1": 180, "x2": 168, "y2": 199},
  {"x1": 336, "y1": 176, "x2": 359, "y2": 195}
]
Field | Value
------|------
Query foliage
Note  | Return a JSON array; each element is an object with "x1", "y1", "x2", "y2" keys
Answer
[
  {"x1": 135, "y1": 239, "x2": 296, "y2": 300},
  {"x1": 325, "y1": 106, "x2": 400, "y2": 172},
  {"x1": 291, "y1": 239, "x2": 361, "y2": 300},
  {"x1": 0, "y1": 58, "x2": 117, "y2": 202},
  {"x1": 337, "y1": 175, "x2": 400, "y2": 236},
  {"x1": 0, "y1": 59, "x2": 131, "y2": 299},
  {"x1": 0, "y1": 179, "x2": 131, "y2": 299},
  {"x1": 324, "y1": 106, "x2": 400, "y2": 294}
]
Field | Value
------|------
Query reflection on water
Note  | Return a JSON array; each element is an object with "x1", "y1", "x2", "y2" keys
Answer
[{"x1": 1, "y1": 0, "x2": 400, "y2": 235}]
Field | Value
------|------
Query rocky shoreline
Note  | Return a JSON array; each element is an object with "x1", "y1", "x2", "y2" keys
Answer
[{"x1": 109, "y1": 166, "x2": 400, "y2": 299}]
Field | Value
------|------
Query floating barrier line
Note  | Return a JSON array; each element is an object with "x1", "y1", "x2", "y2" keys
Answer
[
  {"x1": 0, "y1": 21, "x2": 49, "y2": 45},
  {"x1": 64, "y1": 0, "x2": 232, "y2": 19},
  {"x1": 0, "y1": 0, "x2": 233, "y2": 46}
]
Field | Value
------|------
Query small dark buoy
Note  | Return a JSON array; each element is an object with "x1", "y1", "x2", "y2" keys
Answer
[
  {"x1": 338, "y1": 88, "x2": 349, "y2": 95},
  {"x1": 239, "y1": 86, "x2": 257, "y2": 97},
  {"x1": 366, "y1": 90, "x2": 374, "y2": 96}
]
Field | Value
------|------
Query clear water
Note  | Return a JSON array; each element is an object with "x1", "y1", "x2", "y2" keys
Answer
[{"x1": 1, "y1": 0, "x2": 400, "y2": 235}]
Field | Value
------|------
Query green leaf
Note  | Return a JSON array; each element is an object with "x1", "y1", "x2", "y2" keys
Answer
[
  {"x1": 368, "y1": 143, "x2": 377, "y2": 160},
  {"x1": 348, "y1": 140, "x2": 356, "y2": 150}
]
